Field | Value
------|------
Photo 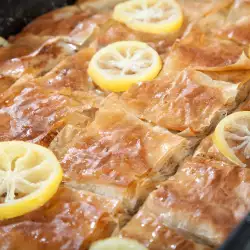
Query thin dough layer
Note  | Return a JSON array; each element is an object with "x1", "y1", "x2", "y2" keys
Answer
[
  {"x1": 0, "y1": 186, "x2": 127, "y2": 250},
  {"x1": 50, "y1": 94, "x2": 190, "y2": 211},
  {"x1": 121, "y1": 69, "x2": 240, "y2": 137},
  {"x1": 120, "y1": 200, "x2": 212, "y2": 250},
  {"x1": 148, "y1": 157, "x2": 250, "y2": 247},
  {"x1": 0, "y1": 82, "x2": 92, "y2": 146},
  {"x1": 0, "y1": 38, "x2": 77, "y2": 94}
]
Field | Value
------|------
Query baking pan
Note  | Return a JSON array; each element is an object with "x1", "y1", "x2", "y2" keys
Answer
[
  {"x1": 0, "y1": 0, "x2": 75, "y2": 38},
  {"x1": 218, "y1": 213, "x2": 250, "y2": 250},
  {"x1": 0, "y1": 0, "x2": 250, "y2": 249}
]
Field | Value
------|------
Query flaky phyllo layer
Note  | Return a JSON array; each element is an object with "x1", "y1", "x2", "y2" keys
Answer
[{"x1": 1, "y1": 0, "x2": 250, "y2": 249}]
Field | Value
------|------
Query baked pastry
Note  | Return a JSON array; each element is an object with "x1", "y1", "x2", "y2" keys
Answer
[
  {"x1": 35, "y1": 48, "x2": 96, "y2": 92},
  {"x1": 0, "y1": 38, "x2": 77, "y2": 94},
  {"x1": 0, "y1": 186, "x2": 127, "y2": 250},
  {"x1": 1, "y1": 0, "x2": 250, "y2": 249},
  {"x1": 11, "y1": 5, "x2": 104, "y2": 47},
  {"x1": 120, "y1": 198, "x2": 212, "y2": 250},
  {"x1": 50, "y1": 94, "x2": 190, "y2": 211},
  {"x1": 211, "y1": 0, "x2": 250, "y2": 45},
  {"x1": 121, "y1": 69, "x2": 240, "y2": 137},
  {"x1": 0, "y1": 82, "x2": 91, "y2": 146},
  {"x1": 148, "y1": 157, "x2": 250, "y2": 247}
]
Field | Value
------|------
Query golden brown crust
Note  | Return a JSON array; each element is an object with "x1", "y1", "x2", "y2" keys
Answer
[
  {"x1": 36, "y1": 48, "x2": 99, "y2": 93},
  {"x1": 163, "y1": 27, "x2": 250, "y2": 77},
  {"x1": 120, "y1": 203, "x2": 212, "y2": 250},
  {"x1": 0, "y1": 82, "x2": 92, "y2": 146},
  {"x1": 121, "y1": 70, "x2": 239, "y2": 136},
  {"x1": 216, "y1": 0, "x2": 250, "y2": 45},
  {"x1": 0, "y1": 186, "x2": 126, "y2": 250},
  {"x1": 1, "y1": 0, "x2": 250, "y2": 249},
  {"x1": 0, "y1": 35, "x2": 48, "y2": 64},
  {"x1": 14, "y1": 6, "x2": 91, "y2": 39},
  {"x1": 194, "y1": 95, "x2": 250, "y2": 167},
  {"x1": 0, "y1": 38, "x2": 77, "y2": 94},
  {"x1": 149, "y1": 157, "x2": 250, "y2": 247},
  {"x1": 177, "y1": 0, "x2": 233, "y2": 21},
  {"x1": 50, "y1": 94, "x2": 189, "y2": 210},
  {"x1": 194, "y1": 135, "x2": 233, "y2": 165}
]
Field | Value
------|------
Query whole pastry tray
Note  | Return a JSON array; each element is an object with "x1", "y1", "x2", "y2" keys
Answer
[{"x1": 0, "y1": 0, "x2": 250, "y2": 249}]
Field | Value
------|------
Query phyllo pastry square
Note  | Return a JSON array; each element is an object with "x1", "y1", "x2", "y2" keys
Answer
[
  {"x1": 0, "y1": 82, "x2": 93, "y2": 146},
  {"x1": 119, "y1": 198, "x2": 212, "y2": 250},
  {"x1": 0, "y1": 186, "x2": 127, "y2": 250},
  {"x1": 78, "y1": 0, "x2": 232, "y2": 21},
  {"x1": 23, "y1": 48, "x2": 105, "y2": 117},
  {"x1": 121, "y1": 69, "x2": 240, "y2": 137},
  {"x1": 217, "y1": 0, "x2": 250, "y2": 45},
  {"x1": 36, "y1": 48, "x2": 94, "y2": 91},
  {"x1": 82, "y1": 0, "x2": 232, "y2": 57},
  {"x1": 50, "y1": 94, "x2": 190, "y2": 211},
  {"x1": 177, "y1": 0, "x2": 233, "y2": 21},
  {"x1": 163, "y1": 25, "x2": 250, "y2": 78},
  {"x1": 0, "y1": 38, "x2": 77, "y2": 93},
  {"x1": 149, "y1": 157, "x2": 250, "y2": 247},
  {"x1": 11, "y1": 5, "x2": 108, "y2": 47},
  {"x1": 0, "y1": 35, "x2": 48, "y2": 64}
]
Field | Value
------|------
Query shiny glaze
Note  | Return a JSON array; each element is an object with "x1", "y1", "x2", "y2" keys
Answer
[
  {"x1": 0, "y1": 35, "x2": 47, "y2": 64},
  {"x1": 37, "y1": 48, "x2": 96, "y2": 91},
  {"x1": 0, "y1": 0, "x2": 249, "y2": 249},
  {"x1": 120, "y1": 203, "x2": 212, "y2": 250},
  {"x1": 76, "y1": 0, "x2": 234, "y2": 64},
  {"x1": 150, "y1": 157, "x2": 250, "y2": 247},
  {"x1": 95, "y1": 20, "x2": 184, "y2": 56},
  {"x1": 0, "y1": 186, "x2": 124, "y2": 250},
  {"x1": 202, "y1": 70, "x2": 250, "y2": 86},
  {"x1": 14, "y1": 6, "x2": 91, "y2": 38},
  {"x1": 0, "y1": 83, "x2": 88, "y2": 146},
  {"x1": 122, "y1": 70, "x2": 237, "y2": 136},
  {"x1": 0, "y1": 38, "x2": 76, "y2": 93},
  {"x1": 52, "y1": 95, "x2": 186, "y2": 203},
  {"x1": 219, "y1": 19, "x2": 250, "y2": 45},
  {"x1": 178, "y1": 0, "x2": 233, "y2": 20},
  {"x1": 194, "y1": 135, "x2": 234, "y2": 165},
  {"x1": 218, "y1": 0, "x2": 250, "y2": 45},
  {"x1": 13, "y1": 6, "x2": 110, "y2": 47},
  {"x1": 163, "y1": 27, "x2": 250, "y2": 76}
]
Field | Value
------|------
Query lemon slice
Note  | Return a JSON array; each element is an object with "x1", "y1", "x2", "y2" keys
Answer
[
  {"x1": 212, "y1": 111, "x2": 250, "y2": 167},
  {"x1": 90, "y1": 237, "x2": 147, "y2": 250},
  {"x1": 0, "y1": 141, "x2": 63, "y2": 219},
  {"x1": 88, "y1": 41, "x2": 162, "y2": 92},
  {"x1": 113, "y1": 0, "x2": 183, "y2": 35}
]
